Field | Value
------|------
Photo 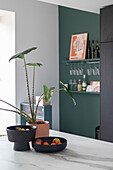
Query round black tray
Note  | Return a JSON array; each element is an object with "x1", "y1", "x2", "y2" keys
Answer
[{"x1": 32, "y1": 136, "x2": 67, "y2": 153}]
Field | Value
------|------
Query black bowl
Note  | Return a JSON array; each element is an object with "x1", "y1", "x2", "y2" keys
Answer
[
  {"x1": 7, "y1": 125, "x2": 36, "y2": 151},
  {"x1": 32, "y1": 136, "x2": 67, "y2": 153}
]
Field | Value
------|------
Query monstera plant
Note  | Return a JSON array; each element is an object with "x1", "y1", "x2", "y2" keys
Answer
[{"x1": 0, "y1": 47, "x2": 76, "y2": 125}]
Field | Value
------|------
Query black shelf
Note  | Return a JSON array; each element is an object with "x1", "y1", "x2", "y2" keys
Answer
[
  {"x1": 70, "y1": 91, "x2": 100, "y2": 95},
  {"x1": 65, "y1": 58, "x2": 100, "y2": 64}
]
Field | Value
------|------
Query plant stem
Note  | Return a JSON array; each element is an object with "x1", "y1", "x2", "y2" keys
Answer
[
  {"x1": 52, "y1": 88, "x2": 64, "y2": 93},
  {"x1": 0, "y1": 99, "x2": 32, "y2": 121},
  {"x1": 34, "y1": 94, "x2": 44, "y2": 121},
  {"x1": 0, "y1": 135, "x2": 6, "y2": 137},
  {"x1": 32, "y1": 66, "x2": 35, "y2": 120},
  {"x1": 24, "y1": 57, "x2": 33, "y2": 117},
  {"x1": 0, "y1": 108, "x2": 32, "y2": 122}
]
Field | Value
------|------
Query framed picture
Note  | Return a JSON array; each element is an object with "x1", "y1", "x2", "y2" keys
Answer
[{"x1": 69, "y1": 33, "x2": 88, "y2": 60}]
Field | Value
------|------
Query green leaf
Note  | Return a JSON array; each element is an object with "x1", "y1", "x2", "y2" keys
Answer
[
  {"x1": 59, "y1": 81, "x2": 76, "y2": 106},
  {"x1": 43, "y1": 85, "x2": 55, "y2": 103},
  {"x1": 48, "y1": 87, "x2": 55, "y2": 102},
  {"x1": 9, "y1": 47, "x2": 37, "y2": 62},
  {"x1": 26, "y1": 63, "x2": 42, "y2": 67},
  {"x1": 43, "y1": 85, "x2": 49, "y2": 102}
]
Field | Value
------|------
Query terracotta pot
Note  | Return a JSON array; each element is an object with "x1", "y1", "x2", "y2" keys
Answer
[{"x1": 27, "y1": 120, "x2": 49, "y2": 138}]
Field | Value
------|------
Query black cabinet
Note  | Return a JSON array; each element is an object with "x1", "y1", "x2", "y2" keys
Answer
[
  {"x1": 100, "y1": 5, "x2": 113, "y2": 142},
  {"x1": 100, "y1": 42, "x2": 113, "y2": 142},
  {"x1": 100, "y1": 5, "x2": 113, "y2": 43}
]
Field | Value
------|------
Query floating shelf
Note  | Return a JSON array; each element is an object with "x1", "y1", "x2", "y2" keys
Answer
[
  {"x1": 65, "y1": 58, "x2": 100, "y2": 64},
  {"x1": 70, "y1": 91, "x2": 100, "y2": 95}
]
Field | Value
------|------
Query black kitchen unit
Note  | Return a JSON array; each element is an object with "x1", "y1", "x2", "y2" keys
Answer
[{"x1": 100, "y1": 5, "x2": 113, "y2": 142}]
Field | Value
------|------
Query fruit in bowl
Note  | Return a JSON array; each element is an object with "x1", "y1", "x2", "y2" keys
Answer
[
  {"x1": 35, "y1": 139, "x2": 43, "y2": 145},
  {"x1": 52, "y1": 138, "x2": 61, "y2": 144},
  {"x1": 16, "y1": 127, "x2": 30, "y2": 131},
  {"x1": 43, "y1": 142, "x2": 49, "y2": 145},
  {"x1": 32, "y1": 137, "x2": 67, "y2": 152},
  {"x1": 34, "y1": 137, "x2": 62, "y2": 145}
]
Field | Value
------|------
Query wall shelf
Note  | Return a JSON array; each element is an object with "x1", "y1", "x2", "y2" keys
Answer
[
  {"x1": 69, "y1": 91, "x2": 100, "y2": 95},
  {"x1": 65, "y1": 58, "x2": 100, "y2": 65}
]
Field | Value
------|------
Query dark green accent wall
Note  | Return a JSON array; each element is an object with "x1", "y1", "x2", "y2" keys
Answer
[{"x1": 59, "y1": 6, "x2": 100, "y2": 138}]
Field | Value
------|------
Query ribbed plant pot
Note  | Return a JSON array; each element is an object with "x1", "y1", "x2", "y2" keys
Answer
[{"x1": 27, "y1": 120, "x2": 49, "y2": 138}]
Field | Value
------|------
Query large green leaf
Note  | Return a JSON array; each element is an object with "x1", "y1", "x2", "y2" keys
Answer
[
  {"x1": 59, "y1": 81, "x2": 76, "y2": 106},
  {"x1": 43, "y1": 85, "x2": 55, "y2": 103},
  {"x1": 48, "y1": 87, "x2": 55, "y2": 102},
  {"x1": 26, "y1": 63, "x2": 42, "y2": 67},
  {"x1": 43, "y1": 85, "x2": 48, "y2": 102},
  {"x1": 9, "y1": 47, "x2": 37, "y2": 62}
]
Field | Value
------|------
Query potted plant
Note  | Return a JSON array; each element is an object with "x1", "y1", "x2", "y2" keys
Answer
[{"x1": 0, "y1": 47, "x2": 76, "y2": 138}]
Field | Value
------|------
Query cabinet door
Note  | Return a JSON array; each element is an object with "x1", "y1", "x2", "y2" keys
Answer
[
  {"x1": 101, "y1": 5, "x2": 113, "y2": 43},
  {"x1": 100, "y1": 42, "x2": 113, "y2": 142}
]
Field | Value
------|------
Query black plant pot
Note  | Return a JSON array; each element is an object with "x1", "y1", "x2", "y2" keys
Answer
[{"x1": 7, "y1": 125, "x2": 36, "y2": 151}]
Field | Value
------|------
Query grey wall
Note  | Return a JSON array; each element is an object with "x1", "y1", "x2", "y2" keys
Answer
[{"x1": 0, "y1": 0, "x2": 59, "y2": 130}]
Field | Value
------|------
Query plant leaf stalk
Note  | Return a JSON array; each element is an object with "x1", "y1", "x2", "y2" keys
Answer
[
  {"x1": 32, "y1": 66, "x2": 35, "y2": 120},
  {"x1": 23, "y1": 57, "x2": 33, "y2": 118},
  {"x1": 0, "y1": 99, "x2": 32, "y2": 121},
  {"x1": 0, "y1": 108, "x2": 32, "y2": 122},
  {"x1": 34, "y1": 94, "x2": 44, "y2": 121}
]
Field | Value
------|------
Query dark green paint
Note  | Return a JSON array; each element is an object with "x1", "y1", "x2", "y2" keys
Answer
[
  {"x1": 44, "y1": 105, "x2": 52, "y2": 129},
  {"x1": 59, "y1": 6, "x2": 100, "y2": 138}
]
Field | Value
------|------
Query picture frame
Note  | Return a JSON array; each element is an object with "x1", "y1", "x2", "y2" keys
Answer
[{"x1": 69, "y1": 33, "x2": 88, "y2": 60}]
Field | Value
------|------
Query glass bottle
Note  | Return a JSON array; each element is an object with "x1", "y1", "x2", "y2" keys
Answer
[
  {"x1": 87, "y1": 40, "x2": 91, "y2": 59},
  {"x1": 95, "y1": 41, "x2": 100, "y2": 58},
  {"x1": 82, "y1": 74, "x2": 87, "y2": 91},
  {"x1": 77, "y1": 79, "x2": 82, "y2": 91},
  {"x1": 91, "y1": 40, "x2": 95, "y2": 59}
]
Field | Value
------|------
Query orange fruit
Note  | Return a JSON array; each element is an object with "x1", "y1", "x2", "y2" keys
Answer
[
  {"x1": 43, "y1": 142, "x2": 49, "y2": 145},
  {"x1": 57, "y1": 142, "x2": 62, "y2": 145},
  {"x1": 51, "y1": 143, "x2": 56, "y2": 145}
]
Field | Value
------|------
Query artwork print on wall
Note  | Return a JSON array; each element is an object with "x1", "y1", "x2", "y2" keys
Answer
[{"x1": 69, "y1": 33, "x2": 88, "y2": 60}]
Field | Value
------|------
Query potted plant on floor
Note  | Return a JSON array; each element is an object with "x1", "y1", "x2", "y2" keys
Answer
[{"x1": 0, "y1": 47, "x2": 76, "y2": 138}]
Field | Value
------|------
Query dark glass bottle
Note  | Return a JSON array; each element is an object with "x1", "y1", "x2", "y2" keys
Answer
[
  {"x1": 91, "y1": 40, "x2": 95, "y2": 58},
  {"x1": 95, "y1": 41, "x2": 100, "y2": 58},
  {"x1": 87, "y1": 40, "x2": 91, "y2": 59}
]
